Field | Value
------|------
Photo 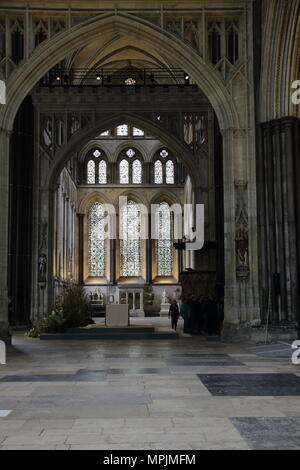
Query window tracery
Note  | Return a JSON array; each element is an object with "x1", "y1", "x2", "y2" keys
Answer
[{"x1": 88, "y1": 203, "x2": 106, "y2": 277}]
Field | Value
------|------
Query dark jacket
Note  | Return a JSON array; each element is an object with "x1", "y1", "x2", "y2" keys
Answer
[{"x1": 169, "y1": 303, "x2": 180, "y2": 317}]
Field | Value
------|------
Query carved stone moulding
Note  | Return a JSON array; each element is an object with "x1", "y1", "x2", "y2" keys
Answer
[
  {"x1": 234, "y1": 179, "x2": 248, "y2": 191},
  {"x1": 236, "y1": 264, "x2": 249, "y2": 280}
]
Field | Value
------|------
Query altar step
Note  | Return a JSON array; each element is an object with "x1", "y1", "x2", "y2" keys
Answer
[{"x1": 40, "y1": 326, "x2": 178, "y2": 340}]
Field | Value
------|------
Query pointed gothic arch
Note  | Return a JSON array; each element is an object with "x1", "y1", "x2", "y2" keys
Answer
[
  {"x1": 0, "y1": 10, "x2": 261, "y2": 337},
  {"x1": 0, "y1": 14, "x2": 238, "y2": 132}
]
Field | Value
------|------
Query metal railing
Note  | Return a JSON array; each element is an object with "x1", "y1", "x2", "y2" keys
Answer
[{"x1": 39, "y1": 68, "x2": 192, "y2": 87}]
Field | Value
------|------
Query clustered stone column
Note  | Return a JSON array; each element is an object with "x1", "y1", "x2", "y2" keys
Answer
[
  {"x1": 0, "y1": 128, "x2": 12, "y2": 343},
  {"x1": 221, "y1": 128, "x2": 260, "y2": 336}
]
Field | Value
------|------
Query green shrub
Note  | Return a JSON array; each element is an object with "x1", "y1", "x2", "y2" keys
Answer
[
  {"x1": 27, "y1": 283, "x2": 93, "y2": 337},
  {"x1": 27, "y1": 326, "x2": 40, "y2": 338},
  {"x1": 27, "y1": 305, "x2": 68, "y2": 337},
  {"x1": 61, "y1": 282, "x2": 92, "y2": 327}
]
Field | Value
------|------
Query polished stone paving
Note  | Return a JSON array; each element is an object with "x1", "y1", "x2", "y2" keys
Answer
[
  {"x1": 198, "y1": 373, "x2": 300, "y2": 396},
  {"x1": 231, "y1": 418, "x2": 300, "y2": 450},
  {"x1": 0, "y1": 321, "x2": 300, "y2": 450}
]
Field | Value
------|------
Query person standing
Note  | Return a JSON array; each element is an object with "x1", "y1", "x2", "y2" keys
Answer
[
  {"x1": 8, "y1": 296, "x2": 15, "y2": 326},
  {"x1": 180, "y1": 297, "x2": 191, "y2": 334},
  {"x1": 189, "y1": 295, "x2": 200, "y2": 334},
  {"x1": 217, "y1": 296, "x2": 224, "y2": 334},
  {"x1": 169, "y1": 300, "x2": 180, "y2": 331},
  {"x1": 205, "y1": 296, "x2": 219, "y2": 334},
  {"x1": 197, "y1": 296, "x2": 204, "y2": 333}
]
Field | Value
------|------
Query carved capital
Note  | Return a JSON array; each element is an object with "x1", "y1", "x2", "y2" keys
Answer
[
  {"x1": 0, "y1": 127, "x2": 13, "y2": 137},
  {"x1": 233, "y1": 128, "x2": 248, "y2": 139},
  {"x1": 234, "y1": 179, "x2": 248, "y2": 191}
]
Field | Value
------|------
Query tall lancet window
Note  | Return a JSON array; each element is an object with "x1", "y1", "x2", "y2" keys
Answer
[
  {"x1": 154, "y1": 160, "x2": 163, "y2": 184},
  {"x1": 85, "y1": 149, "x2": 108, "y2": 185},
  {"x1": 156, "y1": 202, "x2": 173, "y2": 276},
  {"x1": 87, "y1": 160, "x2": 96, "y2": 184},
  {"x1": 166, "y1": 160, "x2": 174, "y2": 184},
  {"x1": 119, "y1": 159, "x2": 129, "y2": 183},
  {"x1": 99, "y1": 160, "x2": 107, "y2": 184},
  {"x1": 120, "y1": 200, "x2": 141, "y2": 277},
  {"x1": 132, "y1": 159, "x2": 142, "y2": 184},
  {"x1": 153, "y1": 148, "x2": 175, "y2": 185},
  {"x1": 88, "y1": 203, "x2": 106, "y2": 276}
]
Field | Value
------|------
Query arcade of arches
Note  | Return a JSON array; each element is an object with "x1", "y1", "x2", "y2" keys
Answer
[{"x1": 0, "y1": 0, "x2": 300, "y2": 344}]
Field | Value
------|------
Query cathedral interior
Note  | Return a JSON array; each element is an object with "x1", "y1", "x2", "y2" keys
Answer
[
  {"x1": 0, "y1": 0, "x2": 300, "y2": 343},
  {"x1": 1, "y1": 0, "x2": 299, "y2": 344}
]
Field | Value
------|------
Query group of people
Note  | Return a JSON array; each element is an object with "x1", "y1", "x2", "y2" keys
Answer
[{"x1": 168, "y1": 295, "x2": 224, "y2": 335}]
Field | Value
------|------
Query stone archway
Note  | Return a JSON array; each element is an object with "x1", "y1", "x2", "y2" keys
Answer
[
  {"x1": 0, "y1": 14, "x2": 237, "y2": 131},
  {"x1": 39, "y1": 112, "x2": 200, "y2": 318},
  {"x1": 260, "y1": 0, "x2": 300, "y2": 122},
  {"x1": 0, "y1": 13, "x2": 260, "y2": 341}
]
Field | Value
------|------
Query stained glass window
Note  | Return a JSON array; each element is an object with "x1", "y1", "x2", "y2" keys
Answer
[
  {"x1": 87, "y1": 160, "x2": 95, "y2": 184},
  {"x1": 88, "y1": 203, "x2": 105, "y2": 276},
  {"x1": 132, "y1": 159, "x2": 142, "y2": 184},
  {"x1": 117, "y1": 124, "x2": 129, "y2": 136},
  {"x1": 160, "y1": 149, "x2": 169, "y2": 158},
  {"x1": 93, "y1": 149, "x2": 101, "y2": 158},
  {"x1": 133, "y1": 127, "x2": 144, "y2": 136},
  {"x1": 154, "y1": 160, "x2": 163, "y2": 184},
  {"x1": 120, "y1": 159, "x2": 129, "y2": 183},
  {"x1": 156, "y1": 203, "x2": 173, "y2": 276},
  {"x1": 120, "y1": 200, "x2": 141, "y2": 277},
  {"x1": 166, "y1": 160, "x2": 174, "y2": 184},
  {"x1": 99, "y1": 160, "x2": 107, "y2": 184},
  {"x1": 126, "y1": 148, "x2": 135, "y2": 158}
]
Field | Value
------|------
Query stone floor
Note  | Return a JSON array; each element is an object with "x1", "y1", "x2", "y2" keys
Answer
[{"x1": 0, "y1": 318, "x2": 300, "y2": 450}]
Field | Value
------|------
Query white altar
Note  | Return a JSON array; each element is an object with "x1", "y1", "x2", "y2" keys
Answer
[{"x1": 106, "y1": 304, "x2": 129, "y2": 326}]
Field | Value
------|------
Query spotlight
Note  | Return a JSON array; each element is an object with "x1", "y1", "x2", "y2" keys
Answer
[
  {"x1": 96, "y1": 72, "x2": 101, "y2": 81},
  {"x1": 157, "y1": 115, "x2": 161, "y2": 121},
  {"x1": 185, "y1": 74, "x2": 190, "y2": 84},
  {"x1": 56, "y1": 75, "x2": 61, "y2": 82}
]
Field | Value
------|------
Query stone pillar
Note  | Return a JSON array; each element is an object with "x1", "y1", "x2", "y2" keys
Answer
[
  {"x1": 0, "y1": 128, "x2": 12, "y2": 343},
  {"x1": 77, "y1": 213, "x2": 84, "y2": 284},
  {"x1": 110, "y1": 238, "x2": 116, "y2": 283},
  {"x1": 8, "y1": 95, "x2": 34, "y2": 326},
  {"x1": 190, "y1": 250, "x2": 195, "y2": 269},
  {"x1": 140, "y1": 290, "x2": 144, "y2": 312},
  {"x1": 221, "y1": 128, "x2": 260, "y2": 338},
  {"x1": 65, "y1": 196, "x2": 70, "y2": 279},
  {"x1": 63, "y1": 194, "x2": 67, "y2": 279},
  {"x1": 71, "y1": 205, "x2": 76, "y2": 278},
  {"x1": 259, "y1": 118, "x2": 300, "y2": 328},
  {"x1": 146, "y1": 213, "x2": 151, "y2": 283}
]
